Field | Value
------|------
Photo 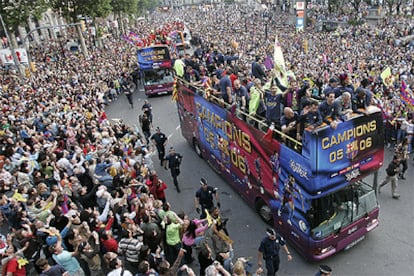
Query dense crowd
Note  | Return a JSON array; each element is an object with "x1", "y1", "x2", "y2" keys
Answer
[{"x1": 0, "y1": 3, "x2": 413, "y2": 276}]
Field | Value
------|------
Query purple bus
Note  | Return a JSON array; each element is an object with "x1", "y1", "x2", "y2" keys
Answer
[
  {"x1": 175, "y1": 79, "x2": 384, "y2": 260},
  {"x1": 138, "y1": 45, "x2": 174, "y2": 96}
]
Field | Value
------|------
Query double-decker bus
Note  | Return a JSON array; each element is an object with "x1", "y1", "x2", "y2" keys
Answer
[
  {"x1": 137, "y1": 45, "x2": 174, "y2": 96},
  {"x1": 175, "y1": 78, "x2": 384, "y2": 261}
]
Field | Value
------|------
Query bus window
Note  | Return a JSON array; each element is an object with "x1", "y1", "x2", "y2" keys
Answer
[
  {"x1": 310, "y1": 181, "x2": 377, "y2": 240},
  {"x1": 143, "y1": 69, "x2": 174, "y2": 85}
]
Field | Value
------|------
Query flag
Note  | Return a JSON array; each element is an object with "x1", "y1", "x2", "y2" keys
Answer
[
  {"x1": 322, "y1": 53, "x2": 327, "y2": 64},
  {"x1": 271, "y1": 36, "x2": 289, "y2": 90},
  {"x1": 401, "y1": 79, "x2": 407, "y2": 93},
  {"x1": 263, "y1": 55, "x2": 274, "y2": 70},
  {"x1": 347, "y1": 63, "x2": 353, "y2": 73},
  {"x1": 230, "y1": 104, "x2": 237, "y2": 117},
  {"x1": 400, "y1": 80, "x2": 414, "y2": 108},
  {"x1": 172, "y1": 79, "x2": 178, "y2": 102},
  {"x1": 380, "y1": 67, "x2": 392, "y2": 87},
  {"x1": 262, "y1": 125, "x2": 274, "y2": 143},
  {"x1": 303, "y1": 39, "x2": 308, "y2": 54},
  {"x1": 273, "y1": 36, "x2": 286, "y2": 70}
]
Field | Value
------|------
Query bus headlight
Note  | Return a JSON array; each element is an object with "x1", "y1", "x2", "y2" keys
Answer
[
  {"x1": 320, "y1": 245, "x2": 335, "y2": 254},
  {"x1": 366, "y1": 218, "x2": 378, "y2": 231},
  {"x1": 314, "y1": 245, "x2": 335, "y2": 256}
]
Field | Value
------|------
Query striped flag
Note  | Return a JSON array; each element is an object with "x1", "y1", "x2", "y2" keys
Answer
[{"x1": 172, "y1": 78, "x2": 178, "y2": 102}]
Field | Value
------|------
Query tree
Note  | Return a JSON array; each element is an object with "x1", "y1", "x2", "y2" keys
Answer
[
  {"x1": 50, "y1": 0, "x2": 112, "y2": 56},
  {"x1": 383, "y1": 0, "x2": 405, "y2": 15},
  {"x1": 349, "y1": 0, "x2": 364, "y2": 12},
  {"x1": 111, "y1": 0, "x2": 138, "y2": 34},
  {"x1": 111, "y1": 0, "x2": 139, "y2": 16},
  {"x1": 137, "y1": 0, "x2": 158, "y2": 15},
  {"x1": 0, "y1": 0, "x2": 47, "y2": 34}
]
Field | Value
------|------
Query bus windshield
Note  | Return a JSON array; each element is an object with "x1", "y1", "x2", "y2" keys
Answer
[{"x1": 309, "y1": 181, "x2": 377, "y2": 239}]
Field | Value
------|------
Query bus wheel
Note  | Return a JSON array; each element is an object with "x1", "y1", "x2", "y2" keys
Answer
[
  {"x1": 256, "y1": 199, "x2": 273, "y2": 225},
  {"x1": 193, "y1": 139, "x2": 202, "y2": 158}
]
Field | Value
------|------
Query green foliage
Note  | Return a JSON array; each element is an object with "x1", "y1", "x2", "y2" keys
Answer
[
  {"x1": 0, "y1": 0, "x2": 48, "y2": 32},
  {"x1": 347, "y1": 18, "x2": 364, "y2": 25},
  {"x1": 50, "y1": 0, "x2": 112, "y2": 22},
  {"x1": 137, "y1": 0, "x2": 158, "y2": 15},
  {"x1": 112, "y1": 0, "x2": 138, "y2": 15}
]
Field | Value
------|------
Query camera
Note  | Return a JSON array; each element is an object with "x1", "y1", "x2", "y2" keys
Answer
[{"x1": 78, "y1": 241, "x2": 87, "y2": 252}]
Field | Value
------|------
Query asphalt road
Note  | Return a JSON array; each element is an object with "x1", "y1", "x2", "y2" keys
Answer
[{"x1": 105, "y1": 88, "x2": 414, "y2": 276}]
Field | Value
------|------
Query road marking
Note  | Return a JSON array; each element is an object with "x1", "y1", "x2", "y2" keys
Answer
[{"x1": 167, "y1": 125, "x2": 181, "y2": 139}]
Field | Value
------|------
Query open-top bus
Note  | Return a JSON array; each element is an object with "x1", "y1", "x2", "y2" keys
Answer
[
  {"x1": 175, "y1": 78, "x2": 384, "y2": 261},
  {"x1": 137, "y1": 45, "x2": 174, "y2": 96}
]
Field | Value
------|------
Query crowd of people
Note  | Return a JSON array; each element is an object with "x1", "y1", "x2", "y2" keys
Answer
[{"x1": 0, "y1": 2, "x2": 412, "y2": 276}]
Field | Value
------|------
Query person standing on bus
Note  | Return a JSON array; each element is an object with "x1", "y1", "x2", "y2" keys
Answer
[
  {"x1": 298, "y1": 101, "x2": 322, "y2": 140},
  {"x1": 280, "y1": 107, "x2": 300, "y2": 147},
  {"x1": 257, "y1": 228, "x2": 292, "y2": 276},
  {"x1": 173, "y1": 54, "x2": 185, "y2": 78},
  {"x1": 194, "y1": 178, "x2": 220, "y2": 219},
  {"x1": 378, "y1": 155, "x2": 401, "y2": 199},
  {"x1": 264, "y1": 85, "x2": 286, "y2": 129},
  {"x1": 163, "y1": 147, "x2": 182, "y2": 193},
  {"x1": 219, "y1": 70, "x2": 233, "y2": 105},
  {"x1": 318, "y1": 91, "x2": 340, "y2": 129},
  {"x1": 151, "y1": 127, "x2": 168, "y2": 166},
  {"x1": 234, "y1": 79, "x2": 249, "y2": 113},
  {"x1": 251, "y1": 56, "x2": 266, "y2": 82}
]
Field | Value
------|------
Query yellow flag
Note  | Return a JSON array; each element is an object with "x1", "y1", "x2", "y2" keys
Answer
[
  {"x1": 273, "y1": 36, "x2": 286, "y2": 70},
  {"x1": 380, "y1": 67, "x2": 392, "y2": 87},
  {"x1": 172, "y1": 79, "x2": 178, "y2": 102}
]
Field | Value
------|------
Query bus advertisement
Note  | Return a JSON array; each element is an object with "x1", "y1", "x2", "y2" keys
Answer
[
  {"x1": 137, "y1": 45, "x2": 174, "y2": 96},
  {"x1": 175, "y1": 79, "x2": 384, "y2": 261}
]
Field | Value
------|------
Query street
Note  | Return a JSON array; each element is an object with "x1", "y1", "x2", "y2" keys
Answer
[{"x1": 106, "y1": 89, "x2": 414, "y2": 275}]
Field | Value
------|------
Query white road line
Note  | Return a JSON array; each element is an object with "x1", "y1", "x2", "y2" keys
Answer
[{"x1": 167, "y1": 125, "x2": 181, "y2": 139}]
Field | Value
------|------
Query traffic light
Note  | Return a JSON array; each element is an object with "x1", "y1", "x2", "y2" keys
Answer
[
  {"x1": 80, "y1": 20, "x2": 86, "y2": 32},
  {"x1": 303, "y1": 39, "x2": 308, "y2": 54},
  {"x1": 30, "y1": 62, "x2": 36, "y2": 72}
]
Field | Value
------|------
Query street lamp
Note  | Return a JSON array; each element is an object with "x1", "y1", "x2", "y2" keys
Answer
[{"x1": 264, "y1": 11, "x2": 270, "y2": 40}]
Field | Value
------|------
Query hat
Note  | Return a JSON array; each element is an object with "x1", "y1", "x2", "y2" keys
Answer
[
  {"x1": 200, "y1": 178, "x2": 207, "y2": 185},
  {"x1": 266, "y1": 227, "x2": 276, "y2": 237},
  {"x1": 319, "y1": 265, "x2": 332, "y2": 274},
  {"x1": 329, "y1": 78, "x2": 338, "y2": 83},
  {"x1": 169, "y1": 147, "x2": 175, "y2": 151}
]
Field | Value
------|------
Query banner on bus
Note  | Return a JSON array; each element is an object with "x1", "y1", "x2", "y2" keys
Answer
[{"x1": 137, "y1": 46, "x2": 171, "y2": 70}]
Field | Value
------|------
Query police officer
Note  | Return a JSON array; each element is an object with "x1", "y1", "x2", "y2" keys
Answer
[
  {"x1": 194, "y1": 178, "x2": 220, "y2": 219},
  {"x1": 151, "y1": 127, "x2": 168, "y2": 166},
  {"x1": 163, "y1": 147, "x2": 182, "y2": 193},
  {"x1": 314, "y1": 265, "x2": 332, "y2": 276},
  {"x1": 257, "y1": 228, "x2": 292, "y2": 276}
]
